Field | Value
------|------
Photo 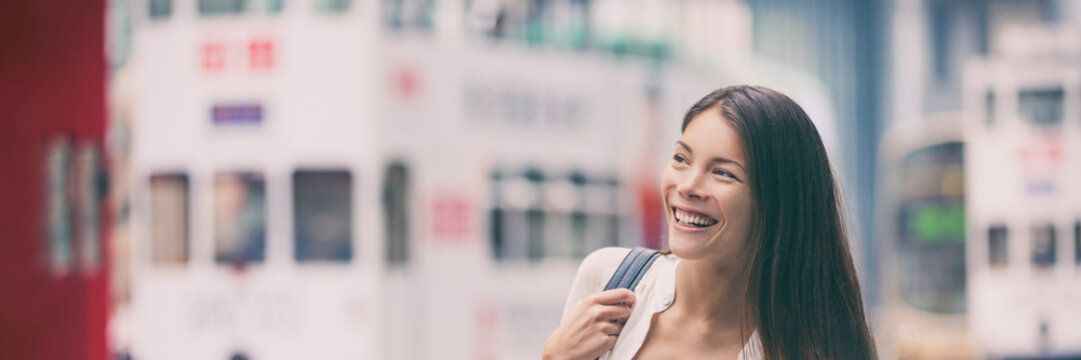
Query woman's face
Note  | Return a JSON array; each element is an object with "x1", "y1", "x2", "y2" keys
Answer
[{"x1": 661, "y1": 109, "x2": 754, "y2": 263}]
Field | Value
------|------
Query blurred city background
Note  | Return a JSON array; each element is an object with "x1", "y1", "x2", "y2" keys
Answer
[{"x1": 1, "y1": 0, "x2": 1080, "y2": 358}]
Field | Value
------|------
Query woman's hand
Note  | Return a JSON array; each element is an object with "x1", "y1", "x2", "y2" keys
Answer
[{"x1": 542, "y1": 289, "x2": 636, "y2": 360}]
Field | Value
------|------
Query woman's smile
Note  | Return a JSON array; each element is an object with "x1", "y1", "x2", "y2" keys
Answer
[{"x1": 671, "y1": 206, "x2": 719, "y2": 232}]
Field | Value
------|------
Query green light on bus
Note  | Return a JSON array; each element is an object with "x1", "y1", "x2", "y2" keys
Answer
[{"x1": 911, "y1": 204, "x2": 965, "y2": 243}]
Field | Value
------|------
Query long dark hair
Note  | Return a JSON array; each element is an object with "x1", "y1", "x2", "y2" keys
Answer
[{"x1": 681, "y1": 85, "x2": 876, "y2": 359}]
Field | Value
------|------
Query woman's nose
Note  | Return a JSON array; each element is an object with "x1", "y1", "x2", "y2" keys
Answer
[{"x1": 676, "y1": 172, "x2": 706, "y2": 200}]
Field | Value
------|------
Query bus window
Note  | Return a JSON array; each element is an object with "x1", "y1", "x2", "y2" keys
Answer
[
  {"x1": 491, "y1": 169, "x2": 542, "y2": 261},
  {"x1": 45, "y1": 139, "x2": 73, "y2": 274},
  {"x1": 568, "y1": 171, "x2": 588, "y2": 259},
  {"x1": 75, "y1": 144, "x2": 103, "y2": 272},
  {"x1": 1017, "y1": 88, "x2": 1063, "y2": 127},
  {"x1": 988, "y1": 225, "x2": 1008, "y2": 267},
  {"x1": 383, "y1": 163, "x2": 409, "y2": 266},
  {"x1": 199, "y1": 0, "x2": 283, "y2": 16},
  {"x1": 383, "y1": 0, "x2": 435, "y2": 33},
  {"x1": 543, "y1": 175, "x2": 579, "y2": 259},
  {"x1": 314, "y1": 0, "x2": 350, "y2": 13},
  {"x1": 524, "y1": 169, "x2": 545, "y2": 261},
  {"x1": 294, "y1": 170, "x2": 352, "y2": 263},
  {"x1": 149, "y1": 0, "x2": 172, "y2": 19},
  {"x1": 149, "y1": 173, "x2": 189, "y2": 264},
  {"x1": 489, "y1": 171, "x2": 504, "y2": 259},
  {"x1": 582, "y1": 177, "x2": 619, "y2": 251},
  {"x1": 1031, "y1": 223, "x2": 1056, "y2": 268},
  {"x1": 214, "y1": 172, "x2": 267, "y2": 265},
  {"x1": 984, "y1": 91, "x2": 995, "y2": 127},
  {"x1": 489, "y1": 168, "x2": 626, "y2": 261},
  {"x1": 605, "y1": 178, "x2": 623, "y2": 248},
  {"x1": 1075, "y1": 221, "x2": 1080, "y2": 265},
  {"x1": 897, "y1": 142, "x2": 966, "y2": 313}
]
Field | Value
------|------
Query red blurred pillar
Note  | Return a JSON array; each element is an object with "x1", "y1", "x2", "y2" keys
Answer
[{"x1": 0, "y1": 0, "x2": 108, "y2": 359}]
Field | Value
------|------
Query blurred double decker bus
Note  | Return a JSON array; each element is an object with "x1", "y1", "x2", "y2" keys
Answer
[
  {"x1": 876, "y1": 111, "x2": 974, "y2": 359},
  {"x1": 961, "y1": 27, "x2": 1081, "y2": 359}
]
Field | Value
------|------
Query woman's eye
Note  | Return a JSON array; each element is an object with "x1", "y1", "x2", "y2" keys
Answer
[
  {"x1": 672, "y1": 154, "x2": 687, "y2": 164},
  {"x1": 713, "y1": 169, "x2": 738, "y2": 180}
]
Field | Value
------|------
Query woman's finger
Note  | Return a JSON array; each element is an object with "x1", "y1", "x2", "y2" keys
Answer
[
  {"x1": 599, "y1": 321, "x2": 622, "y2": 336},
  {"x1": 586, "y1": 304, "x2": 632, "y2": 321},
  {"x1": 588, "y1": 288, "x2": 636, "y2": 307}
]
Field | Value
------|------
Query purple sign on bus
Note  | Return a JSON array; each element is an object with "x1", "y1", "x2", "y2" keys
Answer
[{"x1": 212, "y1": 104, "x2": 263, "y2": 125}]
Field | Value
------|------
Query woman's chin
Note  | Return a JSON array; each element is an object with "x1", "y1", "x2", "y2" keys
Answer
[{"x1": 667, "y1": 232, "x2": 711, "y2": 260}]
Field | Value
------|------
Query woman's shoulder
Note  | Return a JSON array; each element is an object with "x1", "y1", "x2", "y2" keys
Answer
[
  {"x1": 580, "y1": 247, "x2": 633, "y2": 273},
  {"x1": 560, "y1": 247, "x2": 634, "y2": 320},
  {"x1": 572, "y1": 247, "x2": 633, "y2": 290}
]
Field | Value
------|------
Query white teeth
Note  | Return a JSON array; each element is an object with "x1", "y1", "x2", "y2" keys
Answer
[{"x1": 674, "y1": 209, "x2": 717, "y2": 226}]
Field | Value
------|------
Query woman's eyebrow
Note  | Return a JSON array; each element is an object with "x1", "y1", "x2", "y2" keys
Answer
[
  {"x1": 676, "y1": 140, "x2": 693, "y2": 153},
  {"x1": 676, "y1": 141, "x2": 746, "y2": 171}
]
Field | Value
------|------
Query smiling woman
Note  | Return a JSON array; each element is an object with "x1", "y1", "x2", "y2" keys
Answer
[
  {"x1": 663, "y1": 112, "x2": 755, "y2": 264},
  {"x1": 543, "y1": 85, "x2": 877, "y2": 360}
]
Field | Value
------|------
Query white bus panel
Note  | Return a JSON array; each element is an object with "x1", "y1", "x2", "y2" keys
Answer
[{"x1": 963, "y1": 49, "x2": 1081, "y2": 359}]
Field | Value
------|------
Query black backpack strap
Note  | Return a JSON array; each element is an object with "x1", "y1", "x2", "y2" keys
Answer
[{"x1": 603, "y1": 247, "x2": 661, "y2": 292}]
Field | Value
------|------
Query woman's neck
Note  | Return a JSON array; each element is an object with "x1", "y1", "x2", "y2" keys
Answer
[{"x1": 672, "y1": 256, "x2": 750, "y2": 330}]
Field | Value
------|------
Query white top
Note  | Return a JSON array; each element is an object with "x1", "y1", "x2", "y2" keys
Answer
[{"x1": 560, "y1": 247, "x2": 763, "y2": 360}]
